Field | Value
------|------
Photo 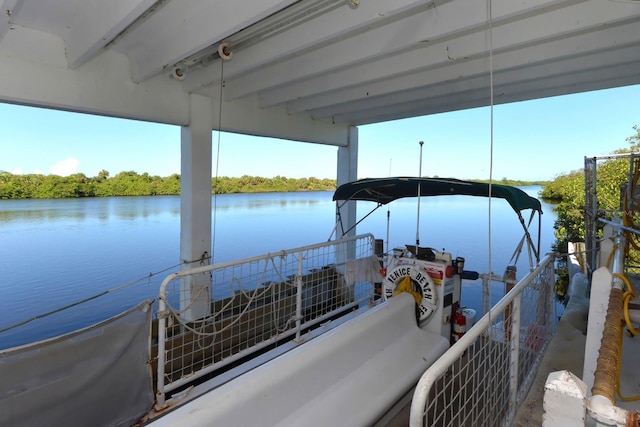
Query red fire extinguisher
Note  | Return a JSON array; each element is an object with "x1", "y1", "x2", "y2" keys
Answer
[{"x1": 453, "y1": 309, "x2": 467, "y2": 343}]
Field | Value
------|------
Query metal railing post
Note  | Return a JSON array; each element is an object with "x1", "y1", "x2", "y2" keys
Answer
[
  {"x1": 151, "y1": 234, "x2": 376, "y2": 407},
  {"x1": 410, "y1": 254, "x2": 556, "y2": 426},
  {"x1": 509, "y1": 293, "x2": 522, "y2": 419},
  {"x1": 155, "y1": 297, "x2": 167, "y2": 409},
  {"x1": 546, "y1": 261, "x2": 555, "y2": 341},
  {"x1": 295, "y1": 249, "x2": 304, "y2": 342}
]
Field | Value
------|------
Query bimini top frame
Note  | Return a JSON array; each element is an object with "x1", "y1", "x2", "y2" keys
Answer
[{"x1": 331, "y1": 177, "x2": 544, "y2": 264}]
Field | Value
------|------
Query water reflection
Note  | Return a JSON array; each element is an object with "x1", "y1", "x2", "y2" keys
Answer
[
  {"x1": 213, "y1": 192, "x2": 324, "y2": 210},
  {"x1": 0, "y1": 188, "x2": 556, "y2": 349},
  {"x1": 0, "y1": 196, "x2": 182, "y2": 224}
]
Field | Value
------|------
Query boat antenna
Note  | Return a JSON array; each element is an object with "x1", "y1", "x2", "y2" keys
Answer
[
  {"x1": 416, "y1": 141, "x2": 424, "y2": 246},
  {"x1": 386, "y1": 158, "x2": 392, "y2": 255}
]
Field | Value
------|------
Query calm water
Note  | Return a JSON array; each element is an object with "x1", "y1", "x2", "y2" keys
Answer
[{"x1": 0, "y1": 187, "x2": 557, "y2": 349}]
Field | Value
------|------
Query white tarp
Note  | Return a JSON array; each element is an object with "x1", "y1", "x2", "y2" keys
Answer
[{"x1": 0, "y1": 300, "x2": 154, "y2": 427}]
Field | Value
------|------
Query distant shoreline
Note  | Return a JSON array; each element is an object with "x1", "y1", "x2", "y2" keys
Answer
[{"x1": 0, "y1": 171, "x2": 547, "y2": 200}]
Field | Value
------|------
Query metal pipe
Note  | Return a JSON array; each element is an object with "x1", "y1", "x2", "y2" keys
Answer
[
  {"x1": 387, "y1": 159, "x2": 392, "y2": 255},
  {"x1": 598, "y1": 218, "x2": 640, "y2": 234},
  {"x1": 588, "y1": 394, "x2": 631, "y2": 426},
  {"x1": 612, "y1": 232, "x2": 626, "y2": 289}
]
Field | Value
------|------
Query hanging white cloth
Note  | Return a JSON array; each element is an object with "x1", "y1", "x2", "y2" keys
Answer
[{"x1": 344, "y1": 255, "x2": 384, "y2": 286}]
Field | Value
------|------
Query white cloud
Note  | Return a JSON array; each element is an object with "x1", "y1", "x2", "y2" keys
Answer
[
  {"x1": 11, "y1": 167, "x2": 23, "y2": 175},
  {"x1": 50, "y1": 158, "x2": 80, "y2": 176}
]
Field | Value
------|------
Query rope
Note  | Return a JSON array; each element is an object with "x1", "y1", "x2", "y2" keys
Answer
[
  {"x1": 615, "y1": 275, "x2": 640, "y2": 402},
  {"x1": 591, "y1": 287, "x2": 623, "y2": 403},
  {"x1": 0, "y1": 260, "x2": 200, "y2": 334},
  {"x1": 162, "y1": 252, "x2": 294, "y2": 338},
  {"x1": 614, "y1": 272, "x2": 640, "y2": 336},
  {"x1": 616, "y1": 322, "x2": 640, "y2": 402},
  {"x1": 616, "y1": 272, "x2": 640, "y2": 338},
  {"x1": 605, "y1": 243, "x2": 619, "y2": 270},
  {"x1": 591, "y1": 273, "x2": 640, "y2": 402}
]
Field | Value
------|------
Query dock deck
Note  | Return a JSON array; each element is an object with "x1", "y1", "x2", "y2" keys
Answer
[
  {"x1": 513, "y1": 272, "x2": 589, "y2": 425},
  {"x1": 515, "y1": 265, "x2": 640, "y2": 425}
]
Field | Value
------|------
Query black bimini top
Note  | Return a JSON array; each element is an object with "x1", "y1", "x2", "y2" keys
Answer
[{"x1": 332, "y1": 177, "x2": 542, "y2": 214}]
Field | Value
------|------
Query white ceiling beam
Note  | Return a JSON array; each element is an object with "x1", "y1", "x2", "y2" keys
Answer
[
  {"x1": 64, "y1": 0, "x2": 157, "y2": 69},
  {"x1": 223, "y1": 0, "x2": 582, "y2": 100},
  {"x1": 0, "y1": 0, "x2": 21, "y2": 41},
  {"x1": 219, "y1": 0, "x2": 436, "y2": 79},
  {"x1": 117, "y1": 0, "x2": 299, "y2": 82},
  {"x1": 192, "y1": 88, "x2": 350, "y2": 146},
  {"x1": 181, "y1": 60, "x2": 223, "y2": 94},
  {"x1": 310, "y1": 49, "x2": 640, "y2": 121},
  {"x1": 330, "y1": 60, "x2": 640, "y2": 125},
  {"x1": 350, "y1": 71, "x2": 640, "y2": 125},
  {"x1": 0, "y1": 24, "x2": 190, "y2": 125},
  {"x1": 2, "y1": 0, "x2": 639, "y2": 136},
  {"x1": 282, "y1": 22, "x2": 640, "y2": 115},
  {"x1": 179, "y1": 0, "x2": 434, "y2": 93},
  {"x1": 261, "y1": 0, "x2": 638, "y2": 110}
]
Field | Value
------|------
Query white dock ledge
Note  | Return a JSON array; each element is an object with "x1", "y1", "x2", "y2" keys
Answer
[{"x1": 150, "y1": 293, "x2": 449, "y2": 427}]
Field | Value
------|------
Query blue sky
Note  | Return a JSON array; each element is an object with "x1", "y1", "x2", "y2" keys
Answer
[{"x1": 2, "y1": 84, "x2": 639, "y2": 181}]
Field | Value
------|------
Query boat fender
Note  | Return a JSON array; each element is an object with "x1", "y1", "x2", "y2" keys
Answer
[{"x1": 382, "y1": 264, "x2": 438, "y2": 323}]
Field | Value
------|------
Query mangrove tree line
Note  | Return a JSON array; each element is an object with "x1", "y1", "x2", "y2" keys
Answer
[
  {"x1": 540, "y1": 125, "x2": 640, "y2": 259},
  {"x1": 0, "y1": 170, "x2": 337, "y2": 199}
]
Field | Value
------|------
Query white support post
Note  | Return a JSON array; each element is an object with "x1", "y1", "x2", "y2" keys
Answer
[
  {"x1": 335, "y1": 127, "x2": 358, "y2": 292},
  {"x1": 180, "y1": 94, "x2": 213, "y2": 322},
  {"x1": 543, "y1": 370, "x2": 588, "y2": 427},
  {"x1": 336, "y1": 126, "x2": 358, "y2": 238},
  {"x1": 582, "y1": 266, "x2": 613, "y2": 393}
]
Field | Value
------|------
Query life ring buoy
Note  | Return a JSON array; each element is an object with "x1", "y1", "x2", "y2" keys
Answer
[{"x1": 382, "y1": 263, "x2": 438, "y2": 322}]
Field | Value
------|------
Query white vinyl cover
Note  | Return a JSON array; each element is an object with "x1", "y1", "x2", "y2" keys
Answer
[
  {"x1": 152, "y1": 293, "x2": 449, "y2": 427},
  {"x1": 0, "y1": 301, "x2": 154, "y2": 427}
]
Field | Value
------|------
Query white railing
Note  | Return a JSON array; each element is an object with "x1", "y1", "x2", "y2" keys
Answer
[
  {"x1": 410, "y1": 254, "x2": 556, "y2": 427},
  {"x1": 154, "y1": 234, "x2": 376, "y2": 408}
]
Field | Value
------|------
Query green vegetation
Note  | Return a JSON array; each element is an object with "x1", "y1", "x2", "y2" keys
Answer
[
  {"x1": 213, "y1": 175, "x2": 336, "y2": 194},
  {"x1": 0, "y1": 171, "x2": 337, "y2": 199},
  {"x1": 0, "y1": 169, "x2": 550, "y2": 200},
  {"x1": 470, "y1": 178, "x2": 549, "y2": 187},
  {"x1": 540, "y1": 125, "x2": 640, "y2": 249},
  {"x1": 540, "y1": 125, "x2": 640, "y2": 300}
]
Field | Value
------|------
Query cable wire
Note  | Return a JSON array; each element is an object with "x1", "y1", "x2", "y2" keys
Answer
[
  {"x1": 486, "y1": 0, "x2": 495, "y2": 335},
  {"x1": 212, "y1": 58, "x2": 225, "y2": 265}
]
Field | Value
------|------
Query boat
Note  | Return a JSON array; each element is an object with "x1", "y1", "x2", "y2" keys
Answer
[{"x1": 0, "y1": 176, "x2": 554, "y2": 426}]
